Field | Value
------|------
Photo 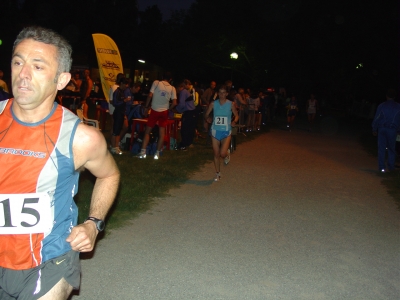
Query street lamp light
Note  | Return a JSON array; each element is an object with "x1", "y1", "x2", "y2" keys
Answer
[{"x1": 230, "y1": 52, "x2": 238, "y2": 81}]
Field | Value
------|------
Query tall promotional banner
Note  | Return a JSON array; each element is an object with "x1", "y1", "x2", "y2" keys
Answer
[{"x1": 92, "y1": 34, "x2": 123, "y2": 101}]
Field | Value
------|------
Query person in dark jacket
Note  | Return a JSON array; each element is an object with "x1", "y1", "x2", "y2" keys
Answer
[{"x1": 372, "y1": 88, "x2": 400, "y2": 172}]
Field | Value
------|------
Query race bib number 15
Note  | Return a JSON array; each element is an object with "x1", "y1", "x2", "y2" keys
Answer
[{"x1": 0, "y1": 193, "x2": 53, "y2": 234}]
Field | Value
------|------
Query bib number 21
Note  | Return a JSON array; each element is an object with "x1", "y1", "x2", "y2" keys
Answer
[{"x1": 214, "y1": 116, "x2": 228, "y2": 125}]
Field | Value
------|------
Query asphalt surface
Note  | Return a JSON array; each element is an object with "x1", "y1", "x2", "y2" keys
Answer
[{"x1": 71, "y1": 119, "x2": 400, "y2": 300}]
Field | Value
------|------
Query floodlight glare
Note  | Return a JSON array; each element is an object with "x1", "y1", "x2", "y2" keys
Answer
[{"x1": 230, "y1": 52, "x2": 238, "y2": 60}]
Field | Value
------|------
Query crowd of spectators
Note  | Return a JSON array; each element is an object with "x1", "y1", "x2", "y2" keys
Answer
[{"x1": 0, "y1": 66, "x2": 325, "y2": 154}]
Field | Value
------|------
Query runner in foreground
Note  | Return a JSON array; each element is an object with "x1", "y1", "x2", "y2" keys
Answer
[
  {"x1": 0, "y1": 26, "x2": 120, "y2": 300},
  {"x1": 204, "y1": 85, "x2": 239, "y2": 181}
]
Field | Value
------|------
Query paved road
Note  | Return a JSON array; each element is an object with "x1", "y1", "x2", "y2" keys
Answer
[{"x1": 71, "y1": 121, "x2": 400, "y2": 300}]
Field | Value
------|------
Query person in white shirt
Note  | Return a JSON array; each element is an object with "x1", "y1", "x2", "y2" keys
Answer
[{"x1": 135, "y1": 72, "x2": 177, "y2": 159}]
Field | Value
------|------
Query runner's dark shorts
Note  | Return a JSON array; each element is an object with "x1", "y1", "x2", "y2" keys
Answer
[{"x1": 0, "y1": 250, "x2": 80, "y2": 300}]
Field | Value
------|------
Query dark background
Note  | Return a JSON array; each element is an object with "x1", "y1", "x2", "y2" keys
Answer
[{"x1": 0, "y1": 0, "x2": 398, "y2": 107}]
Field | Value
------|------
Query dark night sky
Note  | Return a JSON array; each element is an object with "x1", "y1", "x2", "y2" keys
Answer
[
  {"x1": 136, "y1": 0, "x2": 195, "y2": 20},
  {"x1": 0, "y1": 0, "x2": 397, "y2": 100}
]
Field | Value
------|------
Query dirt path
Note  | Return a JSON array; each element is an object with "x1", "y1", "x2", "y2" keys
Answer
[{"x1": 71, "y1": 122, "x2": 400, "y2": 300}]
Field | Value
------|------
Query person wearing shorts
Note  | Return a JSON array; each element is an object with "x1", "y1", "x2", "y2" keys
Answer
[
  {"x1": 286, "y1": 95, "x2": 299, "y2": 131},
  {"x1": 0, "y1": 26, "x2": 120, "y2": 300},
  {"x1": 0, "y1": 250, "x2": 80, "y2": 299},
  {"x1": 307, "y1": 93, "x2": 318, "y2": 130},
  {"x1": 205, "y1": 85, "x2": 239, "y2": 181},
  {"x1": 136, "y1": 72, "x2": 177, "y2": 159}
]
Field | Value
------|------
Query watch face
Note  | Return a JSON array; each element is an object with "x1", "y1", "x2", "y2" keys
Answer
[
  {"x1": 97, "y1": 220, "x2": 105, "y2": 231},
  {"x1": 87, "y1": 217, "x2": 105, "y2": 231}
]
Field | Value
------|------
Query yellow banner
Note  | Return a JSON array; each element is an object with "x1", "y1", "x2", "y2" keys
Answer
[{"x1": 92, "y1": 33, "x2": 123, "y2": 101}]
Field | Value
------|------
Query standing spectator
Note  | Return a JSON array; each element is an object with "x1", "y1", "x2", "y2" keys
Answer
[
  {"x1": 201, "y1": 80, "x2": 217, "y2": 133},
  {"x1": 0, "y1": 70, "x2": 9, "y2": 93},
  {"x1": 243, "y1": 90, "x2": 251, "y2": 129},
  {"x1": 176, "y1": 79, "x2": 197, "y2": 150},
  {"x1": 272, "y1": 92, "x2": 278, "y2": 120},
  {"x1": 0, "y1": 25, "x2": 119, "y2": 300},
  {"x1": 136, "y1": 72, "x2": 177, "y2": 159},
  {"x1": 119, "y1": 82, "x2": 142, "y2": 147},
  {"x1": 278, "y1": 87, "x2": 287, "y2": 117},
  {"x1": 80, "y1": 69, "x2": 93, "y2": 101},
  {"x1": 372, "y1": 88, "x2": 400, "y2": 172},
  {"x1": 110, "y1": 77, "x2": 130, "y2": 155},
  {"x1": 259, "y1": 90, "x2": 268, "y2": 125},
  {"x1": 204, "y1": 85, "x2": 239, "y2": 181},
  {"x1": 225, "y1": 80, "x2": 236, "y2": 100},
  {"x1": 71, "y1": 72, "x2": 82, "y2": 93},
  {"x1": 234, "y1": 88, "x2": 247, "y2": 126},
  {"x1": 246, "y1": 90, "x2": 259, "y2": 131},
  {"x1": 254, "y1": 91, "x2": 262, "y2": 130},
  {"x1": 267, "y1": 92, "x2": 277, "y2": 123},
  {"x1": 109, "y1": 73, "x2": 125, "y2": 115},
  {"x1": 307, "y1": 93, "x2": 318, "y2": 131},
  {"x1": 286, "y1": 95, "x2": 299, "y2": 131}
]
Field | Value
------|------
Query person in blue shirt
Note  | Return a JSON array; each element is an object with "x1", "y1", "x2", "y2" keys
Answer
[
  {"x1": 204, "y1": 85, "x2": 239, "y2": 181},
  {"x1": 110, "y1": 78, "x2": 130, "y2": 154},
  {"x1": 176, "y1": 79, "x2": 197, "y2": 150},
  {"x1": 372, "y1": 88, "x2": 400, "y2": 172}
]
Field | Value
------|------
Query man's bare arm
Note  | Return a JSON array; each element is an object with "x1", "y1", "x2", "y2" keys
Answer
[{"x1": 66, "y1": 123, "x2": 120, "y2": 252}]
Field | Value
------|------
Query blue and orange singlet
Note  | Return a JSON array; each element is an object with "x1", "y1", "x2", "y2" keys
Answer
[{"x1": 0, "y1": 99, "x2": 81, "y2": 270}]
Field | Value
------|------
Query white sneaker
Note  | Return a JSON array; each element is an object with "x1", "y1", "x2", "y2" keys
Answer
[
  {"x1": 154, "y1": 151, "x2": 160, "y2": 160},
  {"x1": 224, "y1": 149, "x2": 230, "y2": 165},
  {"x1": 136, "y1": 152, "x2": 146, "y2": 159},
  {"x1": 111, "y1": 147, "x2": 123, "y2": 155},
  {"x1": 214, "y1": 172, "x2": 221, "y2": 181}
]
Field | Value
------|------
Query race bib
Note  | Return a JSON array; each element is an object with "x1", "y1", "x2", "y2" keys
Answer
[
  {"x1": 0, "y1": 193, "x2": 53, "y2": 234},
  {"x1": 214, "y1": 116, "x2": 228, "y2": 126}
]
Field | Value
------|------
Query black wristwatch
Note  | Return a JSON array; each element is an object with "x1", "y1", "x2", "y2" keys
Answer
[{"x1": 85, "y1": 217, "x2": 105, "y2": 232}]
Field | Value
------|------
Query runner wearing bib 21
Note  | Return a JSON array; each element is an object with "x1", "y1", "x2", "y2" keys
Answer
[{"x1": 204, "y1": 84, "x2": 239, "y2": 181}]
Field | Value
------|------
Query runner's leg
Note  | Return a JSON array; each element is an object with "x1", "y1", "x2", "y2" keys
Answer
[
  {"x1": 38, "y1": 278, "x2": 72, "y2": 300},
  {"x1": 220, "y1": 135, "x2": 231, "y2": 158},
  {"x1": 212, "y1": 137, "x2": 221, "y2": 173}
]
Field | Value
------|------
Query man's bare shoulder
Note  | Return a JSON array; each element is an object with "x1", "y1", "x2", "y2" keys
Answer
[{"x1": 73, "y1": 123, "x2": 108, "y2": 170}]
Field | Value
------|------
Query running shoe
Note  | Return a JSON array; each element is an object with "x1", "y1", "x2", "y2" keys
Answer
[
  {"x1": 154, "y1": 151, "x2": 160, "y2": 160},
  {"x1": 214, "y1": 172, "x2": 221, "y2": 181},
  {"x1": 135, "y1": 152, "x2": 146, "y2": 159},
  {"x1": 111, "y1": 147, "x2": 123, "y2": 155},
  {"x1": 224, "y1": 149, "x2": 230, "y2": 165}
]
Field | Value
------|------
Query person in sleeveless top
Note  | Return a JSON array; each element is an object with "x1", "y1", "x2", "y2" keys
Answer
[
  {"x1": 204, "y1": 85, "x2": 239, "y2": 181},
  {"x1": 0, "y1": 26, "x2": 120, "y2": 300}
]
